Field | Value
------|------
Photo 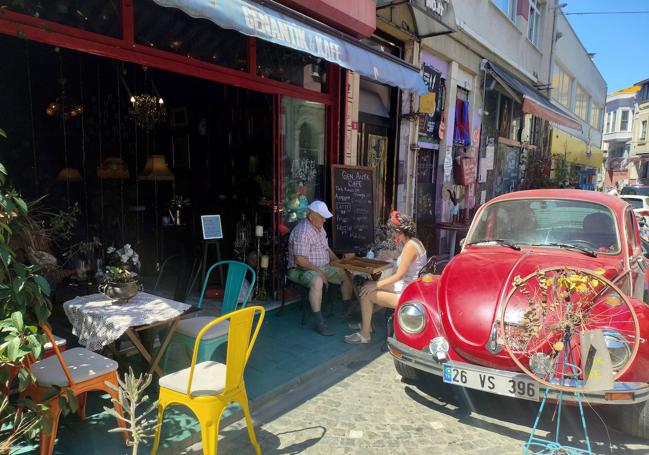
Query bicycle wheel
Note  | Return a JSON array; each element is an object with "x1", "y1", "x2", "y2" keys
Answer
[{"x1": 499, "y1": 266, "x2": 640, "y2": 393}]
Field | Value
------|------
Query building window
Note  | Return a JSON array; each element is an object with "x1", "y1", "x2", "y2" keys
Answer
[
  {"x1": 609, "y1": 111, "x2": 617, "y2": 133},
  {"x1": 641, "y1": 120, "x2": 648, "y2": 141},
  {"x1": 620, "y1": 110, "x2": 630, "y2": 132},
  {"x1": 590, "y1": 104, "x2": 602, "y2": 129},
  {"x1": 528, "y1": 0, "x2": 542, "y2": 47},
  {"x1": 493, "y1": 0, "x2": 517, "y2": 21},
  {"x1": 574, "y1": 84, "x2": 589, "y2": 121},
  {"x1": 641, "y1": 84, "x2": 649, "y2": 102},
  {"x1": 605, "y1": 111, "x2": 611, "y2": 133},
  {"x1": 551, "y1": 64, "x2": 572, "y2": 108}
]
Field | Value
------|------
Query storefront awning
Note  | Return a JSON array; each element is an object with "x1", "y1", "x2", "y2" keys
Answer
[
  {"x1": 487, "y1": 61, "x2": 582, "y2": 131},
  {"x1": 550, "y1": 129, "x2": 603, "y2": 168},
  {"x1": 152, "y1": 0, "x2": 428, "y2": 93},
  {"x1": 376, "y1": 0, "x2": 457, "y2": 38}
]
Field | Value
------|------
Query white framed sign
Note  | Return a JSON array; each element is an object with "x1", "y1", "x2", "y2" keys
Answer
[{"x1": 201, "y1": 215, "x2": 223, "y2": 240}]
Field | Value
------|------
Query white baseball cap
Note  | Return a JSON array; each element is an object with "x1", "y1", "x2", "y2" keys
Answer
[{"x1": 308, "y1": 200, "x2": 333, "y2": 219}]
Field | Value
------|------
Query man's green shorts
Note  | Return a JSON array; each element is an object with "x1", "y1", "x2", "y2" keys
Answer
[{"x1": 287, "y1": 265, "x2": 346, "y2": 287}]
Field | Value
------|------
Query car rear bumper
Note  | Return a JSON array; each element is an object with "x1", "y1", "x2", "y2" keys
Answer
[{"x1": 387, "y1": 337, "x2": 649, "y2": 405}]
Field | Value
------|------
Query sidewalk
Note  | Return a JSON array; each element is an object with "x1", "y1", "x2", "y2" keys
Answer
[{"x1": 12, "y1": 299, "x2": 387, "y2": 454}]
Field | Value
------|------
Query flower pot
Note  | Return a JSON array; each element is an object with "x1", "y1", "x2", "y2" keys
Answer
[{"x1": 99, "y1": 281, "x2": 141, "y2": 302}]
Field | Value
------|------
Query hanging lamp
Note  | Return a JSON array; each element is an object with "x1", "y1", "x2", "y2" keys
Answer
[
  {"x1": 54, "y1": 47, "x2": 82, "y2": 188},
  {"x1": 97, "y1": 156, "x2": 129, "y2": 179},
  {"x1": 56, "y1": 167, "x2": 82, "y2": 182},
  {"x1": 137, "y1": 154, "x2": 175, "y2": 181}
]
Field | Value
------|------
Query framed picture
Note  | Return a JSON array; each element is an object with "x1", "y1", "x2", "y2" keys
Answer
[
  {"x1": 170, "y1": 107, "x2": 188, "y2": 127},
  {"x1": 172, "y1": 134, "x2": 191, "y2": 169},
  {"x1": 201, "y1": 215, "x2": 223, "y2": 240}
]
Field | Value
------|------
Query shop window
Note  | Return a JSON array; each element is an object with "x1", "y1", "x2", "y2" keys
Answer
[
  {"x1": 3, "y1": 0, "x2": 122, "y2": 37},
  {"x1": 134, "y1": 0, "x2": 247, "y2": 71},
  {"x1": 256, "y1": 40, "x2": 328, "y2": 93},
  {"x1": 282, "y1": 98, "x2": 326, "y2": 226}
]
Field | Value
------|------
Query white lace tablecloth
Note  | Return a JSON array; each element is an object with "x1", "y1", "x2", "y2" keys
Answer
[{"x1": 63, "y1": 292, "x2": 191, "y2": 351}]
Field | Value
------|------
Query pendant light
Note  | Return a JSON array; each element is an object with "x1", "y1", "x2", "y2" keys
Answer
[
  {"x1": 97, "y1": 156, "x2": 129, "y2": 179},
  {"x1": 137, "y1": 154, "x2": 175, "y2": 181},
  {"x1": 54, "y1": 47, "x2": 81, "y2": 193}
]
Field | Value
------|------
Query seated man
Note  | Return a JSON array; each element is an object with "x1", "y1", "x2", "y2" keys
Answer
[
  {"x1": 582, "y1": 212, "x2": 618, "y2": 252},
  {"x1": 288, "y1": 200, "x2": 354, "y2": 336}
]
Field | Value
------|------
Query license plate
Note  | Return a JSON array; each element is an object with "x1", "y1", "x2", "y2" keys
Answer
[{"x1": 443, "y1": 364, "x2": 539, "y2": 401}]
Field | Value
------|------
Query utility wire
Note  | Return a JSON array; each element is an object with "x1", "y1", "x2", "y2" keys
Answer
[{"x1": 564, "y1": 11, "x2": 649, "y2": 15}]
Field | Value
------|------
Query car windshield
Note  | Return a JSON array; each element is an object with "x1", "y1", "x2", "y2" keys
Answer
[{"x1": 467, "y1": 199, "x2": 620, "y2": 254}]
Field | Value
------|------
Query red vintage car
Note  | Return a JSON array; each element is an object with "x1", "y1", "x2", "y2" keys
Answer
[{"x1": 388, "y1": 189, "x2": 649, "y2": 438}]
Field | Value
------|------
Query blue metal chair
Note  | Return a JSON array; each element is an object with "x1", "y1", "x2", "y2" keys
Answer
[{"x1": 162, "y1": 260, "x2": 256, "y2": 372}]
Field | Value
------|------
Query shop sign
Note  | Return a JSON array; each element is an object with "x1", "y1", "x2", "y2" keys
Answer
[
  {"x1": 423, "y1": 0, "x2": 450, "y2": 17},
  {"x1": 153, "y1": 0, "x2": 428, "y2": 93}
]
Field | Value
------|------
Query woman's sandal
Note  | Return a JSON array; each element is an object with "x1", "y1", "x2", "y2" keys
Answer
[
  {"x1": 344, "y1": 332, "x2": 370, "y2": 344},
  {"x1": 347, "y1": 321, "x2": 375, "y2": 331}
]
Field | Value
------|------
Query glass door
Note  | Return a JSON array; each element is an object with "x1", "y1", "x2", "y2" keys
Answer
[
  {"x1": 280, "y1": 97, "x2": 327, "y2": 228},
  {"x1": 269, "y1": 96, "x2": 326, "y2": 298}
]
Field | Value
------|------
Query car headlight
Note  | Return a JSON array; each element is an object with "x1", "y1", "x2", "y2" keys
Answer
[
  {"x1": 603, "y1": 330, "x2": 631, "y2": 371},
  {"x1": 398, "y1": 302, "x2": 426, "y2": 334}
]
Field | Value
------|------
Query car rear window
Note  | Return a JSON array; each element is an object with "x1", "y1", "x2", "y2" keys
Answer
[
  {"x1": 621, "y1": 186, "x2": 649, "y2": 196},
  {"x1": 623, "y1": 198, "x2": 644, "y2": 209}
]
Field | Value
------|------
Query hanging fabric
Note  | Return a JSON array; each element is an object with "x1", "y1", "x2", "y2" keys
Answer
[{"x1": 461, "y1": 99, "x2": 471, "y2": 146}]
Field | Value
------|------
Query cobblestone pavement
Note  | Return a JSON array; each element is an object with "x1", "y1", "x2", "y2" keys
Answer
[{"x1": 181, "y1": 353, "x2": 649, "y2": 455}]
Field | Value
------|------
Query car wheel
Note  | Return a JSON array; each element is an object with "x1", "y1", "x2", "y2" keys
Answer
[
  {"x1": 618, "y1": 401, "x2": 649, "y2": 439},
  {"x1": 393, "y1": 358, "x2": 420, "y2": 381}
]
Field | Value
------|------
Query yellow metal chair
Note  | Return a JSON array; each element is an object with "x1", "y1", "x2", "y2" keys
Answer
[{"x1": 151, "y1": 306, "x2": 265, "y2": 455}]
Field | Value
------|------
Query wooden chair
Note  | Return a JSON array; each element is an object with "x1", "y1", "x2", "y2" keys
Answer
[
  {"x1": 152, "y1": 306, "x2": 265, "y2": 455},
  {"x1": 23, "y1": 324, "x2": 127, "y2": 455},
  {"x1": 161, "y1": 260, "x2": 256, "y2": 372}
]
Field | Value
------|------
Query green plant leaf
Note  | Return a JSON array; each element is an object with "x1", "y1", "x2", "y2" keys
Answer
[
  {"x1": 65, "y1": 388, "x2": 78, "y2": 413},
  {"x1": 10, "y1": 311, "x2": 23, "y2": 331},
  {"x1": 0, "y1": 128, "x2": 6, "y2": 139},
  {"x1": 12, "y1": 195, "x2": 28, "y2": 215},
  {"x1": 6, "y1": 336, "x2": 20, "y2": 360},
  {"x1": 33, "y1": 274, "x2": 50, "y2": 296},
  {"x1": 17, "y1": 367, "x2": 30, "y2": 392},
  {"x1": 0, "y1": 245, "x2": 12, "y2": 266}
]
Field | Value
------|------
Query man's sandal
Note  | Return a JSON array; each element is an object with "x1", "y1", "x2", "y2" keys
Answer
[{"x1": 344, "y1": 332, "x2": 370, "y2": 344}]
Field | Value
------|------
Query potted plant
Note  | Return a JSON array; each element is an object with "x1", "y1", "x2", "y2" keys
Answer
[
  {"x1": 99, "y1": 266, "x2": 141, "y2": 303},
  {"x1": 106, "y1": 244, "x2": 140, "y2": 274}
]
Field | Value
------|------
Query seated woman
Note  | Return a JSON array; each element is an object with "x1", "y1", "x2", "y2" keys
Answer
[{"x1": 344, "y1": 211, "x2": 427, "y2": 344}]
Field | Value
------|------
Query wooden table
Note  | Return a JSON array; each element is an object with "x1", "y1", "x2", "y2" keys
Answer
[
  {"x1": 63, "y1": 292, "x2": 193, "y2": 376},
  {"x1": 331, "y1": 257, "x2": 393, "y2": 280}
]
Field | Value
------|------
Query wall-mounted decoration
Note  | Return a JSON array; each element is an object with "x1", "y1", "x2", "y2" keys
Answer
[
  {"x1": 170, "y1": 106, "x2": 188, "y2": 127},
  {"x1": 172, "y1": 134, "x2": 191, "y2": 169}
]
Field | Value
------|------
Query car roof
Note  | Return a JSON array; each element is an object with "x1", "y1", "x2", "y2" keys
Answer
[
  {"x1": 621, "y1": 195, "x2": 647, "y2": 200},
  {"x1": 488, "y1": 189, "x2": 629, "y2": 214}
]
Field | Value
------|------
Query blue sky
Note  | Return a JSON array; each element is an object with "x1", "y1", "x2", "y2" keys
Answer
[{"x1": 563, "y1": 0, "x2": 649, "y2": 93}]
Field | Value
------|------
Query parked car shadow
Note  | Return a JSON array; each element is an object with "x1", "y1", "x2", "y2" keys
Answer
[{"x1": 402, "y1": 374, "x2": 649, "y2": 454}]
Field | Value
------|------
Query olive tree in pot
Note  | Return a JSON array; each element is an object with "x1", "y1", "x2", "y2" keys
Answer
[{"x1": 0, "y1": 155, "x2": 54, "y2": 449}]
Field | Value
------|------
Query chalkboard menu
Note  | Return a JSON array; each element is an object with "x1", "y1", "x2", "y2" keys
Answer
[{"x1": 331, "y1": 164, "x2": 375, "y2": 253}]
